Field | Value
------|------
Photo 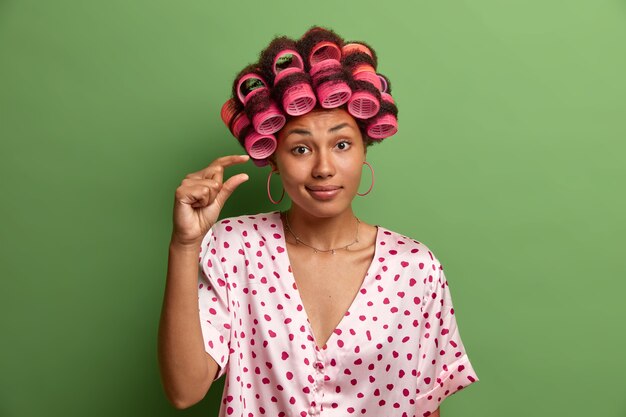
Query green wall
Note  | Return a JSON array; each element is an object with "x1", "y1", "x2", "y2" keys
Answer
[{"x1": 1, "y1": 0, "x2": 625, "y2": 416}]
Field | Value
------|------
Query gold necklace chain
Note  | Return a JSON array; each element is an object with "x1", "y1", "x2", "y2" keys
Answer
[{"x1": 283, "y1": 212, "x2": 360, "y2": 254}]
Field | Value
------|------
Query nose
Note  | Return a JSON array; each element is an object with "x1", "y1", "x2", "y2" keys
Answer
[{"x1": 311, "y1": 148, "x2": 335, "y2": 179}]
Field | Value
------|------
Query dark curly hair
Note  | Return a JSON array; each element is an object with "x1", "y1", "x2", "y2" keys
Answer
[{"x1": 220, "y1": 26, "x2": 398, "y2": 166}]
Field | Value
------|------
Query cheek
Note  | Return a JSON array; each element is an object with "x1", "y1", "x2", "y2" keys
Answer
[
  {"x1": 276, "y1": 163, "x2": 306, "y2": 189},
  {"x1": 343, "y1": 155, "x2": 365, "y2": 173}
]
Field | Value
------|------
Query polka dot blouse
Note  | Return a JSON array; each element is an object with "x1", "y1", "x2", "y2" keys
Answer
[{"x1": 197, "y1": 211, "x2": 478, "y2": 417}]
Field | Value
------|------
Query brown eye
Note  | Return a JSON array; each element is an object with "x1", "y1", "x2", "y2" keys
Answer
[
  {"x1": 336, "y1": 140, "x2": 351, "y2": 150},
  {"x1": 292, "y1": 146, "x2": 310, "y2": 155}
]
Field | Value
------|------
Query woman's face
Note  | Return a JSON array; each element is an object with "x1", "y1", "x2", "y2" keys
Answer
[{"x1": 271, "y1": 108, "x2": 366, "y2": 218}]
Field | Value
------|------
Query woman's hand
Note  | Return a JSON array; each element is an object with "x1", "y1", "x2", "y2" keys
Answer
[{"x1": 171, "y1": 154, "x2": 250, "y2": 247}]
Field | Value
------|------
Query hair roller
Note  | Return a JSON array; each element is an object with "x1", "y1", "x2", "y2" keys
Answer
[
  {"x1": 367, "y1": 114, "x2": 398, "y2": 139},
  {"x1": 342, "y1": 41, "x2": 378, "y2": 68},
  {"x1": 273, "y1": 70, "x2": 317, "y2": 116},
  {"x1": 347, "y1": 80, "x2": 381, "y2": 119},
  {"x1": 377, "y1": 73, "x2": 391, "y2": 93},
  {"x1": 233, "y1": 122, "x2": 276, "y2": 159},
  {"x1": 230, "y1": 111, "x2": 251, "y2": 139},
  {"x1": 250, "y1": 157, "x2": 270, "y2": 167},
  {"x1": 381, "y1": 92, "x2": 394, "y2": 104},
  {"x1": 237, "y1": 76, "x2": 286, "y2": 134},
  {"x1": 259, "y1": 36, "x2": 317, "y2": 115},
  {"x1": 310, "y1": 41, "x2": 342, "y2": 67},
  {"x1": 342, "y1": 43, "x2": 373, "y2": 59},
  {"x1": 297, "y1": 27, "x2": 344, "y2": 71},
  {"x1": 264, "y1": 44, "x2": 316, "y2": 116},
  {"x1": 273, "y1": 48, "x2": 305, "y2": 75},
  {"x1": 352, "y1": 64, "x2": 382, "y2": 91},
  {"x1": 310, "y1": 60, "x2": 352, "y2": 108},
  {"x1": 220, "y1": 98, "x2": 250, "y2": 137},
  {"x1": 236, "y1": 72, "x2": 269, "y2": 105},
  {"x1": 244, "y1": 131, "x2": 277, "y2": 159},
  {"x1": 258, "y1": 37, "x2": 296, "y2": 83},
  {"x1": 366, "y1": 96, "x2": 398, "y2": 139},
  {"x1": 341, "y1": 45, "x2": 377, "y2": 71},
  {"x1": 342, "y1": 52, "x2": 381, "y2": 90},
  {"x1": 232, "y1": 64, "x2": 259, "y2": 104},
  {"x1": 220, "y1": 98, "x2": 242, "y2": 131}
]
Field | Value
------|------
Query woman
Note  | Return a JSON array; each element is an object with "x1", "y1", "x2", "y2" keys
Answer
[{"x1": 158, "y1": 27, "x2": 478, "y2": 417}]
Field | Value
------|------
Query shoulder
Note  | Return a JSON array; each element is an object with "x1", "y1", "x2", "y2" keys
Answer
[
  {"x1": 199, "y1": 211, "x2": 283, "y2": 265},
  {"x1": 376, "y1": 225, "x2": 443, "y2": 269},
  {"x1": 204, "y1": 211, "x2": 283, "y2": 243}
]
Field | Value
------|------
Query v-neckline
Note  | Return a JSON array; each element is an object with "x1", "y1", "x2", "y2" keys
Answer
[{"x1": 274, "y1": 211, "x2": 381, "y2": 351}]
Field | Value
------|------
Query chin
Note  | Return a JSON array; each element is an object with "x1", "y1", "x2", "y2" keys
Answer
[{"x1": 291, "y1": 197, "x2": 354, "y2": 219}]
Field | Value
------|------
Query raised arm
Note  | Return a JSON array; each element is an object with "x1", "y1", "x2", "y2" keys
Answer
[{"x1": 157, "y1": 155, "x2": 249, "y2": 408}]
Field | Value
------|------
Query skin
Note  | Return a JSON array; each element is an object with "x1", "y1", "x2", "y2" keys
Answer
[
  {"x1": 268, "y1": 108, "x2": 378, "y2": 349},
  {"x1": 158, "y1": 155, "x2": 250, "y2": 408},
  {"x1": 271, "y1": 107, "x2": 367, "y2": 223},
  {"x1": 157, "y1": 108, "x2": 442, "y2": 415}
]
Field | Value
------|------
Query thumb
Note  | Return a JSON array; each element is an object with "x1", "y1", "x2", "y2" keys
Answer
[{"x1": 214, "y1": 173, "x2": 249, "y2": 207}]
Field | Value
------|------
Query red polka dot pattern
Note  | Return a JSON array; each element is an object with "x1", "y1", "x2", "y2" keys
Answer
[{"x1": 198, "y1": 211, "x2": 478, "y2": 417}]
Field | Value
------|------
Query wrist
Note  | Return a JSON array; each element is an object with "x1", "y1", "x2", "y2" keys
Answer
[{"x1": 169, "y1": 238, "x2": 202, "y2": 253}]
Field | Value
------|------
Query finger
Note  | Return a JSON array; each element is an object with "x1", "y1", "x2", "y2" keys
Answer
[
  {"x1": 190, "y1": 185, "x2": 220, "y2": 208},
  {"x1": 213, "y1": 173, "x2": 250, "y2": 209},
  {"x1": 206, "y1": 154, "x2": 250, "y2": 184},
  {"x1": 176, "y1": 183, "x2": 221, "y2": 208},
  {"x1": 180, "y1": 180, "x2": 222, "y2": 206},
  {"x1": 210, "y1": 154, "x2": 251, "y2": 170},
  {"x1": 181, "y1": 178, "x2": 222, "y2": 191},
  {"x1": 186, "y1": 154, "x2": 250, "y2": 180}
]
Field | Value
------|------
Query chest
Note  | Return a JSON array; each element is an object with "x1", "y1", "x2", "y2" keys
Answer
[{"x1": 287, "y1": 247, "x2": 375, "y2": 349}]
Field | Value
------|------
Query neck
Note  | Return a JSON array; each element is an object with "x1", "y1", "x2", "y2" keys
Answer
[{"x1": 283, "y1": 206, "x2": 359, "y2": 250}]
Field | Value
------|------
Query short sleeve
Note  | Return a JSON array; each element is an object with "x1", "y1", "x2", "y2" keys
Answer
[
  {"x1": 415, "y1": 260, "x2": 478, "y2": 415},
  {"x1": 197, "y1": 226, "x2": 232, "y2": 381}
]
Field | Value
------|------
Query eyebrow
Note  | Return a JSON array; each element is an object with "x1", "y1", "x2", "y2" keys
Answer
[{"x1": 284, "y1": 122, "x2": 353, "y2": 138}]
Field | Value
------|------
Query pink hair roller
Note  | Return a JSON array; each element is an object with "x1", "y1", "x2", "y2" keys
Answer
[
  {"x1": 237, "y1": 73, "x2": 268, "y2": 104},
  {"x1": 237, "y1": 73, "x2": 286, "y2": 134},
  {"x1": 220, "y1": 98, "x2": 250, "y2": 138},
  {"x1": 347, "y1": 90, "x2": 380, "y2": 119},
  {"x1": 367, "y1": 114, "x2": 398, "y2": 139},
  {"x1": 273, "y1": 49, "x2": 305, "y2": 73},
  {"x1": 231, "y1": 112, "x2": 250, "y2": 138},
  {"x1": 309, "y1": 41, "x2": 342, "y2": 66},
  {"x1": 244, "y1": 131, "x2": 277, "y2": 159},
  {"x1": 221, "y1": 98, "x2": 250, "y2": 138},
  {"x1": 381, "y1": 92, "x2": 394, "y2": 104},
  {"x1": 281, "y1": 81, "x2": 317, "y2": 115},
  {"x1": 342, "y1": 43, "x2": 374, "y2": 59},
  {"x1": 310, "y1": 60, "x2": 352, "y2": 108},
  {"x1": 251, "y1": 100, "x2": 285, "y2": 135},
  {"x1": 352, "y1": 64, "x2": 383, "y2": 91},
  {"x1": 251, "y1": 157, "x2": 269, "y2": 167},
  {"x1": 347, "y1": 63, "x2": 381, "y2": 118},
  {"x1": 377, "y1": 74, "x2": 388, "y2": 93},
  {"x1": 220, "y1": 98, "x2": 238, "y2": 128},
  {"x1": 273, "y1": 50, "x2": 316, "y2": 116}
]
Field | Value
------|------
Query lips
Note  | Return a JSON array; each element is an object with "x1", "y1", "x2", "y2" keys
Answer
[
  {"x1": 306, "y1": 185, "x2": 341, "y2": 191},
  {"x1": 306, "y1": 185, "x2": 342, "y2": 200}
]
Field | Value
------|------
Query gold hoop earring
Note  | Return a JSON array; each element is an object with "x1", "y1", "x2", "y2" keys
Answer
[
  {"x1": 267, "y1": 170, "x2": 285, "y2": 204},
  {"x1": 357, "y1": 161, "x2": 375, "y2": 196}
]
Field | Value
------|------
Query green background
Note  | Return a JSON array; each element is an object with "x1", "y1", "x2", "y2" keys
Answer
[{"x1": 1, "y1": 0, "x2": 625, "y2": 416}]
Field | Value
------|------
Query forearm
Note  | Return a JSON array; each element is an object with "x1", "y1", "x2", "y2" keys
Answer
[{"x1": 158, "y1": 241, "x2": 211, "y2": 408}]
